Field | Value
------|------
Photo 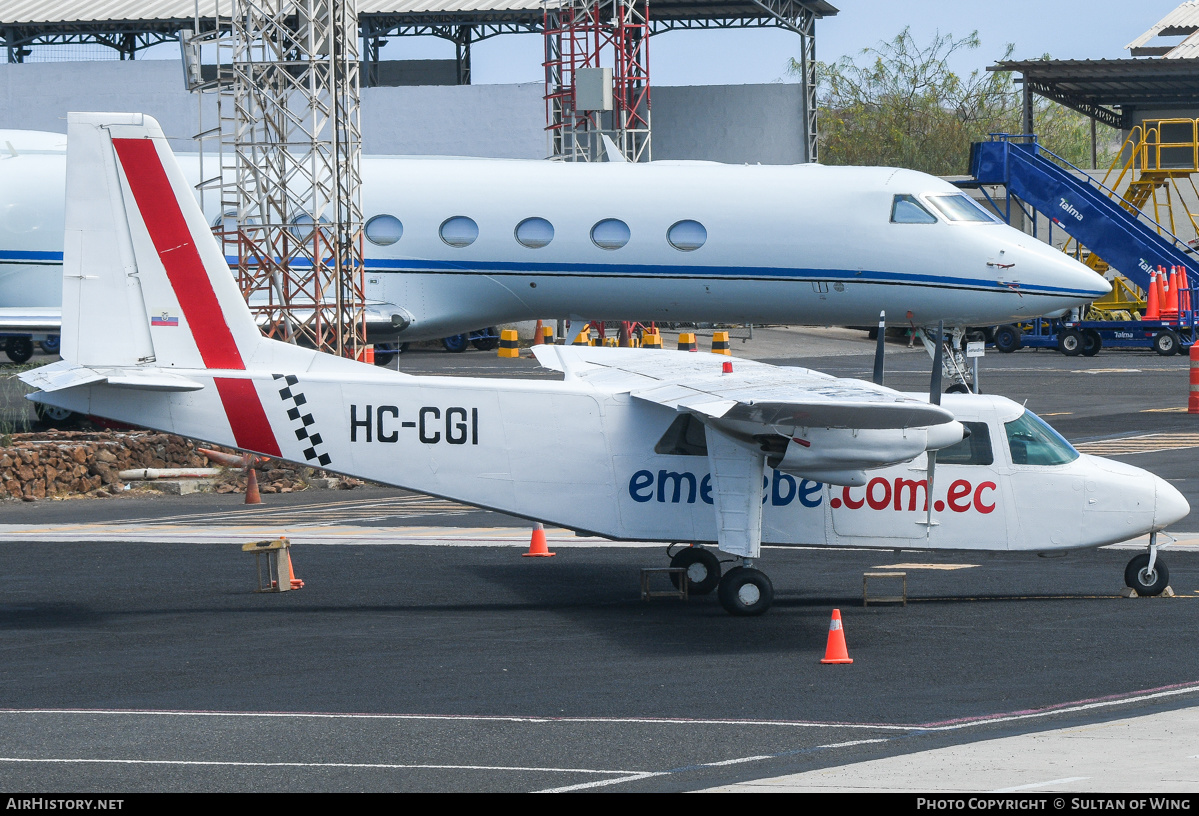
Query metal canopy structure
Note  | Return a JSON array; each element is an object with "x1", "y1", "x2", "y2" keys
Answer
[{"x1": 991, "y1": 59, "x2": 1199, "y2": 131}]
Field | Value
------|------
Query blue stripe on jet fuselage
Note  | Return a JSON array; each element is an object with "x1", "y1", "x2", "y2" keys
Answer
[{"x1": 0, "y1": 249, "x2": 1103, "y2": 298}]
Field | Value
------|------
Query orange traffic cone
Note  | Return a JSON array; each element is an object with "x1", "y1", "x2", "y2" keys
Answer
[
  {"x1": 820, "y1": 609, "x2": 853, "y2": 664},
  {"x1": 245, "y1": 466, "x2": 262, "y2": 504},
  {"x1": 533, "y1": 319, "x2": 545, "y2": 345},
  {"x1": 523, "y1": 522, "x2": 555, "y2": 557},
  {"x1": 1165, "y1": 267, "x2": 1181, "y2": 320},
  {"x1": 1181, "y1": 268, "x2": 1192, "y2": 314},
  {"x1": 1146, "y1": 269, "x2": 1160, "y2": 319},
  {"x1": 285, "y1": 543, "x2": 304, "y2": 590}
]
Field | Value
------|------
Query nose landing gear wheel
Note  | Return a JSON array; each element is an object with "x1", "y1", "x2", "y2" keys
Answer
[
  {"x1": 669, "y1": 547, "x2": 721, "y2": 595},
  {"x1": 1125, "y1": 552, "x2": 1169, "y2": 596},
  {"x1": 717, "y1": 567, "x2": 774, "y2": 616}
]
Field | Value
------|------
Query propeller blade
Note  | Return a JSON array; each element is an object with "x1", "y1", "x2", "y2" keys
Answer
[
  {"x1": 930, "y1": 320, "x2": 944, "y2": 406},
  {"x1": 872, "y1": 310, "x2": 885, "y2": 385},
  {"x1": 925, "y1": 449, "x2": 937, "y2": 533}
]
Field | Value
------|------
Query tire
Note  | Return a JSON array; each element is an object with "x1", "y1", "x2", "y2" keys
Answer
[
  {"x1": 471, "y1": 328, "x2": 501, "y2": 352},
  {"x1": 993, "y1": 324, "x2": 1021, "y2": 353},
  {"x1": 1081, "y1": 330, "x2": 1102, "y2": 357},
  {"x1": 1057, "y1": 329, "x2": 1083, "y2": 356},
  {"x1": 442, "y1": 333, "x2": 469, "y2": 353},
  {"x1": 1125, "y1": 553, "x2": 1169, "y2": 596},
  {"x1": 669, "y1": 547, "x2": 722, "y2": 596},
  {"x1": 946, "y1": 383, "x2": 971, "y2": 394},
  {"x1": 373, "y1": 345, "x2": 397, "y2": 367},
  {"x1": 5, "y1": 337, "x2": 34, "y2": 364},
  {"x1": 717, "y1": 567, "x2": 774, "y2": 616},
  {"x1": 34, "y1": 403, "x2": 77, "y2": 428},
  {"x1": 39, "y1": 335, "x2": 60, "y2": 354},
  {"x1": 1153, "y1": 330, "x2": 1180, "y2": 357}
]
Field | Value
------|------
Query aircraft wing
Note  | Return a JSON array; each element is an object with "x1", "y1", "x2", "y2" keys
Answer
[{"x1": 531, "y1": 345, "x2": 952, "y2": 430}]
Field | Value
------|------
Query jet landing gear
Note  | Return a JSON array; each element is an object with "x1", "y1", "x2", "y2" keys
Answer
[
  {"x1": 717, "y1": 562, "x2": 774, "y2": 617},
  {"x1": 1125, "y1": 533, "x2": 1170, "y2": 597}
]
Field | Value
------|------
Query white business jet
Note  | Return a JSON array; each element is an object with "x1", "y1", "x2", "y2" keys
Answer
[
  {"x1": 20, "y1": 114, "x2": 1182, "y2": 615},
  {"x1": 0, "y1": 127, "x2": 1108, "y2": 363}
]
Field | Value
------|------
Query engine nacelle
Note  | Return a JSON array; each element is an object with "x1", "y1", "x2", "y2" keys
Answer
[{"x1": 768, "y1": 422, "x2": 964, "y2": 485}]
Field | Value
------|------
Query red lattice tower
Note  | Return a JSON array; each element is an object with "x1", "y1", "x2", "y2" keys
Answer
[{"x1": 544, "y1": 0, "x2": 650, "y2": 162}]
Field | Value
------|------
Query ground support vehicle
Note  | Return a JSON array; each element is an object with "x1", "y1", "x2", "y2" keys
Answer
[{"x1": 994, "y1": 315, "x2": 1199, "y2": 356}]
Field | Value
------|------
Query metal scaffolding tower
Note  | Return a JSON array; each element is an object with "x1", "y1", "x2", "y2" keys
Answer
[
  {"x1": 188, "y1": 0, "x2": 367, "y2": 357},
  {"x1": 543, "y1": 0, "x2": 651, "y2": 162}
]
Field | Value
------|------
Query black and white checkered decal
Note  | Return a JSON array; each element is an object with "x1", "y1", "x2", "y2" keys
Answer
[{"x1": 273, "y1": 374, "x2": 331, "y2": 467}]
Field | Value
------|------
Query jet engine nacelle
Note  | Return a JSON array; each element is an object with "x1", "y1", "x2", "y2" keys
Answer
[{"x1": 768, "y1": 422, "x2": 964, "y2": 486}]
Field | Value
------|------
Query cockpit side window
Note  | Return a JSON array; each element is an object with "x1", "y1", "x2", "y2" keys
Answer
[
  {"x1": 926, "y1": 193, "x2": 1000, "y2": 223},
  {"x1": 890, "y1": 194, "x2": 938, "y2": 224},
  {"x1": 934, "y1": 421, "x2": 993, "y2": 466},
  {"x1": 1004, "y1": 410, "x2": 1079, "y2": 466}
]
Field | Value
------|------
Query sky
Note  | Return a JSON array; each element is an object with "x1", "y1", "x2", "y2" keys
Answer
[{"x1": 377, "y1": 0, "x2": 1186, "y2": 86}]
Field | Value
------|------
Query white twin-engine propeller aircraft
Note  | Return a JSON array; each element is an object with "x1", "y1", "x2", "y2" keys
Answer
[
  {"x1": 0, "y1": 125, "x2": 1109, "y2": 359},
  {"x1": 21, "y1": 114, "x2": 1184, "y2": 616}
]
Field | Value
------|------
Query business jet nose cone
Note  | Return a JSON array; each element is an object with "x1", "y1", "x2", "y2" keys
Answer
[{"x1": 1154, "y1": 476, "x2": 1190, "y2": 530}]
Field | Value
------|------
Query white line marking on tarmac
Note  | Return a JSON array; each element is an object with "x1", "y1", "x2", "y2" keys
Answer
[
  {"x1": 992, "y1": 777, "x2": 1088, "y2": 792},
  {"x1": 0, "y1": 757, "x2": 634, "y2": 775},
  {"x1": 536, "y1": 773, "x2": 668, "y2": 792}
]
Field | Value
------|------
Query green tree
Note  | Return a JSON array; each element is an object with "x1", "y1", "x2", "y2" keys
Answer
[{"x1": 792, "y1": 29, "x2": 1118, "y2": 174}]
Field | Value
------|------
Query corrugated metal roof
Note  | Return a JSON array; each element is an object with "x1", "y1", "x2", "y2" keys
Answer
[
  {"x1": 0, "y1": 0, "x2": 837, "y2": 25},
  {"x1": 1126, "y1": 1, "x2": 1199, "y2": 56}
]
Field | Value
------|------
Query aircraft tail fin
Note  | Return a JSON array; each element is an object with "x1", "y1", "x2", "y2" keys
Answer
[{"x1": 61, "y1": 112, "x2": 266, "y2": 371}]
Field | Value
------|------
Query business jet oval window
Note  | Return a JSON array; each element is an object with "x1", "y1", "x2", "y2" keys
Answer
[
  {"x1": 890, "y1": 194, "x2": 937, "y2": 224},
  {"x1": 440, "y1": 216, "x2": 479, "y2": 248},
  {"x1": 1004, "y1": 410, "x2": 1079, "y2": 466},
  {"x1": 667, "y1": 220, "x2": 707, "y2": 251},
  {"x1": 365, "y1": 214, "x2": 404, "y2": 246},
  {"x1": 591, "y1": 218, "x2": 631, "y2": 250},
  {"x1": 515, "y1": 217, "x2": 554, "y2": 249},
  {"x1": 289, "y1": 213, "x2": 330, "y2": 243},
  {"x1": 926, "y1": 193, "x2": 999, "y2": 223}
]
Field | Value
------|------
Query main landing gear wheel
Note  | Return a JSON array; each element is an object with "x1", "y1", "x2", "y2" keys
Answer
[
  {"x1": 1125, "y1": 552, "x2": 1170, "y2": 596},
  {"x1": 5, "y1": 337, "x2": 33, "y2": 364},
  {"x1": 717, "y1": 567, "x2": 774, "y2": 616},
  {"x1": 669, "y1": 547, "x2": 721, "y2": 595},
  {"x1": 34, "y1": 403, "x2": 77, "y2": 428}
]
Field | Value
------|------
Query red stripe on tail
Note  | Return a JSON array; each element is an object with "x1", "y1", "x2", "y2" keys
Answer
[
  {"x1": 214, "y1": 378, "x2": 282, "y2": 457},
  {"x1": 111, "y1": 138, "x2": 245, "y2": 371}
]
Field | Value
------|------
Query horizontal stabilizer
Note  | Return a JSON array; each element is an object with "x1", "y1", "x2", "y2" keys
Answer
[{"x1": 19, "y1": 360, "x2": 203, "y2": 393}]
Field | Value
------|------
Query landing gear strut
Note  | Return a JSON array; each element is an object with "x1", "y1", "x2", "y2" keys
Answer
[
  {"x1": 1125, "y1": 533, "x2": 1170, "y2": 596},
  {"x1": 717, "y1": 561, "x2": 774, "y2": 616}
]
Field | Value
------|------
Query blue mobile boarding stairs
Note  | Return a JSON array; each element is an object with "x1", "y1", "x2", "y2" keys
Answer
[{"x1": 964, "y1": 134, "x2": 1199, "y2": 355}]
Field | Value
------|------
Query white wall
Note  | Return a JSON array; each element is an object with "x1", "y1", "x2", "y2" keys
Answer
[{"x1": 0, "y1": 60, "x2": 805, "y2": 164}]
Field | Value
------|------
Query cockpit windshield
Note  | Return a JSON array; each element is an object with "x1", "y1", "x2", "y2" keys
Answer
[
  {"x1": 1004, "y1": 410, "x2": 1079, "y2": 466},
  {"x1": 926, "y1": 193, "x2": 1000, "y2": 223},
  {"x1": 890, "y1": 194, "x2": 937, "y2": 224}
]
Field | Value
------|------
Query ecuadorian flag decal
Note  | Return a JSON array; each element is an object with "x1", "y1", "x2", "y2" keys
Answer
[{"x1": 151, "y1": 310, "x2": 180, "y2": 328}]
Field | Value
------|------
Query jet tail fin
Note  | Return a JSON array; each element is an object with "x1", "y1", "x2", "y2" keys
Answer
[{"x1": 62, "y1": 112, "x2": 265, "y2": 371}]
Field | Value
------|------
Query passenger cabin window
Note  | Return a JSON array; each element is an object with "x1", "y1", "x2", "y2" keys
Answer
[
  {"x1": 926, "y1": 193, "x2": 999, "y2": 223},
  {"x1": 654, "y1": 415, "x2": 708, "y2": 456},
  {"x1": 667, "y1": 220, "x2": 707, "y2": 251},
  {"x1": 365, "y1": 214, "x2": 403, "y2": 246},
  {"x1": 440, "y1": 216, "x2": 479, "y2": 248},
  {"x1": 934, "y1": 421, "x2": 993, "y2": 466},
  {"x1": 289, "y1": 213, "x2": 329, "y2": 243},
  {"x1": 1005, "y1": 410, "x2": 1079, "y2": 466},
  {"x1": 591, "y1": 218, "x2": 631, "y2": 250},
  {"x1": 515, "y1": 217, "x2": 554, "y2": 248},
  {"x1": 890, "y1": 194, "x2": 937, "y2": 224}
]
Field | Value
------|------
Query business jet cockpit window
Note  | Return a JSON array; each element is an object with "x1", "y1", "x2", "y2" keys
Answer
[
  {"x1": 925, "y1": 193, "x2": 1000, "y2": 223},
  {"x1": 1004, "y1": 410, "x2": 1079, "y2": 466},
  {"x1": 365, "y1": 214, "x2": 403, "y2": 246},
  {"x1": 515, "y1": 217, "x2": 555, "y2": 249},
  {"x1": 890, "y1": 194, "x2": 937, "y2": 224},
  {"x1": 440, "y1": 216, "x2": 479, "y2": 248}
]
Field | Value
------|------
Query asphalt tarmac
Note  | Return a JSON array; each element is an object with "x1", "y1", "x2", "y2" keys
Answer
[{"x1": 3, "y1": 331, "x2": 1199, "y2": 793}]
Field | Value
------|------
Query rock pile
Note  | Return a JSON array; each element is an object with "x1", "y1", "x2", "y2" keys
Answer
[{"x1": 0, "y1": 430, "x2": 360, "y2": 501}]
